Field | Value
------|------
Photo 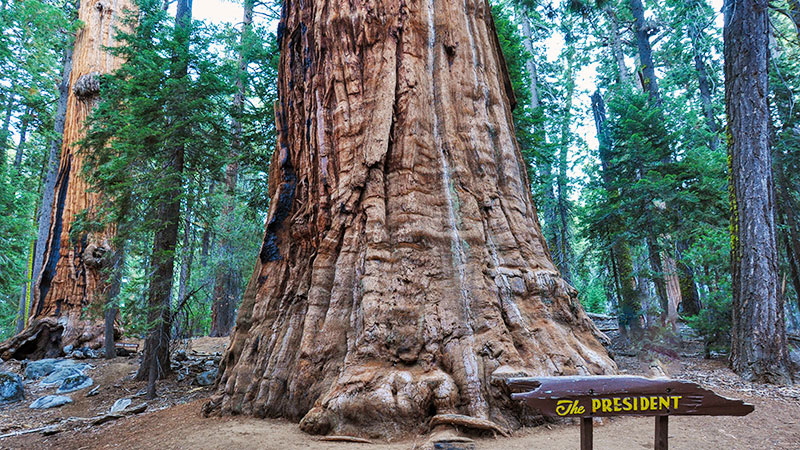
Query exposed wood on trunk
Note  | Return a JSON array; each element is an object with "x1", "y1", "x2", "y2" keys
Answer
[
  {"x1": 725, "y1": 0, "x2": 792, "y2": 384},
  {"x1": 662, "y1": 253, "x2": 681, "y2": 328},
  {"x1": 1, "y1": 0, "x2": 133, "y2": 360},
  {"x1": 32, "y1": 44, "x2": 74, "y2": 325},
  {"x1": 204, "y1": 0, "x2": 616, "y2": 438}
]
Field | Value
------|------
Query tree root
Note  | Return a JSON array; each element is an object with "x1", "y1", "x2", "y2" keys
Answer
[
  {"x1": 319, "y1": 435, "x2": 374, "y2": 444},
  {"x1": 429, "y1": 414, "x2": 510, "y2": 437}
]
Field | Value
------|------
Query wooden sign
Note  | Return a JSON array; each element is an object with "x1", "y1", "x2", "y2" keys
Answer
[{"x1": 506, "y1": 376, "x2": 754, "y2": 450}]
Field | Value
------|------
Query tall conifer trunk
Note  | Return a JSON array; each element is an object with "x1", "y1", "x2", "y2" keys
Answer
[
  {"x1": 135, "y1": 0, "x2": 192, "y2": 395},
  {"x1": 724, "y1": 0, "x2": 793, "y2": 384},
  {"x1": 209, "y1": 0, "x2": 255, "y2": 337},
  {"x1": 205, "y1": 0, "x2": 615, "y2": 437},
  {"x1": 0, "y1": 0, "x2": 133, "y2": 360}
]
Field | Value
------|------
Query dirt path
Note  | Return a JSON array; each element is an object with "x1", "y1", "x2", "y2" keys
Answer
[
  {"x1": 4, "y1": 389, "x2": 798, "y2": 450},
  {"x1": 2, "y1": 337, "x2": 798, "y2": 449}
]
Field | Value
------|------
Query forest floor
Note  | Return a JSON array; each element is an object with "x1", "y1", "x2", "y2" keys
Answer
[{"x1": 1, "y1": 329, "x2": 799, "y2": 449}]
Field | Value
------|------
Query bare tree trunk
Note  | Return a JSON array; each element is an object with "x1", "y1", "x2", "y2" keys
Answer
[
  {"x1": 0, "y1": 0, "x2": 133, "y2": 361},
  {"x1": 12, "y1": 108, "x2": 30, "y2": 169},
  {"x1": 135, "y1": 0, "x2": 192, "y2": 395},
  {"x1": 688, "y1": 20, "x2": 719, "y2": 149},
  {"x1": 174, "y1": 210, "x2": 196, "y2": 338},
  {"x1": 604, "y1": 6, "x2": 630, "y2": 85},
  {"x1": 209, "y1": 0, "x2": 254, "y2": 337},
  {"x1": 555, "y1": 37, "x2": 576, "y2": 283},
  {"x1": 630, "y1": 0, "x2": 660, "y2": 102},
  {"x1": 676, "y1": 240, "x2": 701, "y2": 315},
  {"x1": 204, "y1": 0, "x2": 615, "y2": 437},
  {"x1": 519, "y1": 14, "x2": 539, "y2": 110},
  {"x1": 725, "y1": 0, "x2": 792, "y2": 384},
  {"x1": 104, "y1": 248, "x2": 124, "y2": 359}
]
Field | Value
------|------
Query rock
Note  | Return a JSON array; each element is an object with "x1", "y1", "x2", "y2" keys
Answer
[
  {"x1": 63, "y1": 345, "x2": 74, "y2": 354},
  {"x1": 195, "y1": 369, "x2": 217, "y2": 386},
  {"x1": 116, "y1": 347, "x2": 131, "y2": 357},
  {"x1": 40, "y1": 367, "x2": 83, "y2": 387},
  {"x1": 27, "y1": 358, "x2": 91, "y2": 381},
  {"x1": 70, "y1": 349, "x2": 86, "y2": 359},
  {"x1": 85, "y1": 385, "x2": 101, "y2": 397},
  {"x1": 80, "y1": 348, "x2": 100, "y2": 359},
  {"x1": 57, "y1": 374, "x2": 93, "y2": 393},
  {"x1": 203, "y1": 359, "x2": 216, "y2": 369},
  {"x1": 173, "y1": 349, "x2": 187, "y2": 361},
  {"x1": 110, "y1": 398, "x2": 132, "y2": 413},
  {"x1": 29, "y1": 395, "x2": 72, "y2": 409},
  {"x1": 24, "y1": 359, "x2": 58, "y2": 380},
  {"x1": 0, "y1": 372, "x2": 24, "y2": 404}
]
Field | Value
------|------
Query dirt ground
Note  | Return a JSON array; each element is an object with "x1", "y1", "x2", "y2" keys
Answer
[{"x1": 1, "y1": 336, "x2": 799, "y2": 449}]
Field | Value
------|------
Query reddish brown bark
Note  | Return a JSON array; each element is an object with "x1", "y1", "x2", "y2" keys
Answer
[
  {"x1": 0, "y1": 0, "x2": 133, "y2": 360},
  {"x1": 204, "y1": 0, "x2": 615, "y2": 437}
]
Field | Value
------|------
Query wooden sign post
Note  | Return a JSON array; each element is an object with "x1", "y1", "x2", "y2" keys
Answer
[{"x1": 507, "y1": 376, "x2": 754, "y2": 450}]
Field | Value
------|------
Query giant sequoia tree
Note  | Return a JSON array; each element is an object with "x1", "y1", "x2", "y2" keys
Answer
[
  {"x1": 0, "y1": 0, "x2": 133, "y2": 360},
  {"x1": 204, "y1": 0, "x2": 615, "y2": 437}
]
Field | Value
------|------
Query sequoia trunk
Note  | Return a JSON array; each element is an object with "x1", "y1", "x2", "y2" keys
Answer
[
  {"x1": 204, "y1": 0, "x2": 615, "y2": 437},
  {"x1": 0, "y1": 0, "x2": 132, "y2": 360},
  {"x1": 724, "y1": 0, "x2": 792, "y2": 383}
]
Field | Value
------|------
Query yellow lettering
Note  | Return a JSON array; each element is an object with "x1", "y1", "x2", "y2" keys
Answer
[
  {"x1": 601, "y1": 398, "x2": 612, "y2": 413},
  {"x1": 672, "y1": 396, "x2": 681, "y2": 409},
  {"x1": 650, "y1": 396, "x2": 658, "y2": 410},
  {"x1": 575, "y1": 404, "x2": 585, "y2": 414},
  {"x1": 613, "y1": 397, "x2": 622, "y2": 412},
  {"x1": 640, "y1": 397, "x2": 649, "y2": 410},
  {"x1": 659, "y1": 397, "x2": 670, "y2": 410},
  {"x1": 592, "y1": 399, "x2": 601, "y2": 413},
  {"x1": 622, "y1": 397, "x2": 632, "y2": 411},
  {"x1": 555, "y1": 400, "x2": 573, "y2": 416},
  {"x1": 633, "y1": 397, "x2": 638, "y2": 410}
]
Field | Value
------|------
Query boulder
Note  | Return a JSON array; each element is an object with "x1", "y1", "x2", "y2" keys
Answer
[
  {"x1": 195, "y1": 369, "x2": 217, "y2": 386},
  {"x1": 57, "y1": 374, "x2": 93, "y2": 393},
  {"x1": 0, "y1": 372, "x2": 24, "y2": 404},
  {"x1": 110, "y1": 398, "x2": 132, "y2": 413},
  {"x1": 26, "y1": 358, "x2": 90, "y2": 381},
  {"x1": 24, "y1": 358, "x2": 58, "y2": 380},
  {"x1": 40, "y1": 367, "x2": 83, "y2": 387},
  {"x1": 29, "y1": 395, "x2": 72, "y2": 409}
]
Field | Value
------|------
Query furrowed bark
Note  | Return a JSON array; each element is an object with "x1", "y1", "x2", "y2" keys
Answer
[
  {"x1": 725, "y1": 0, "x2": 792, "y2": 384},
  {"x1": 205, "y1": 0, "x2": 616, "y2": 438},
  {"x1": 1, "y1": 0, "x2": 132, "y2": 360}
]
